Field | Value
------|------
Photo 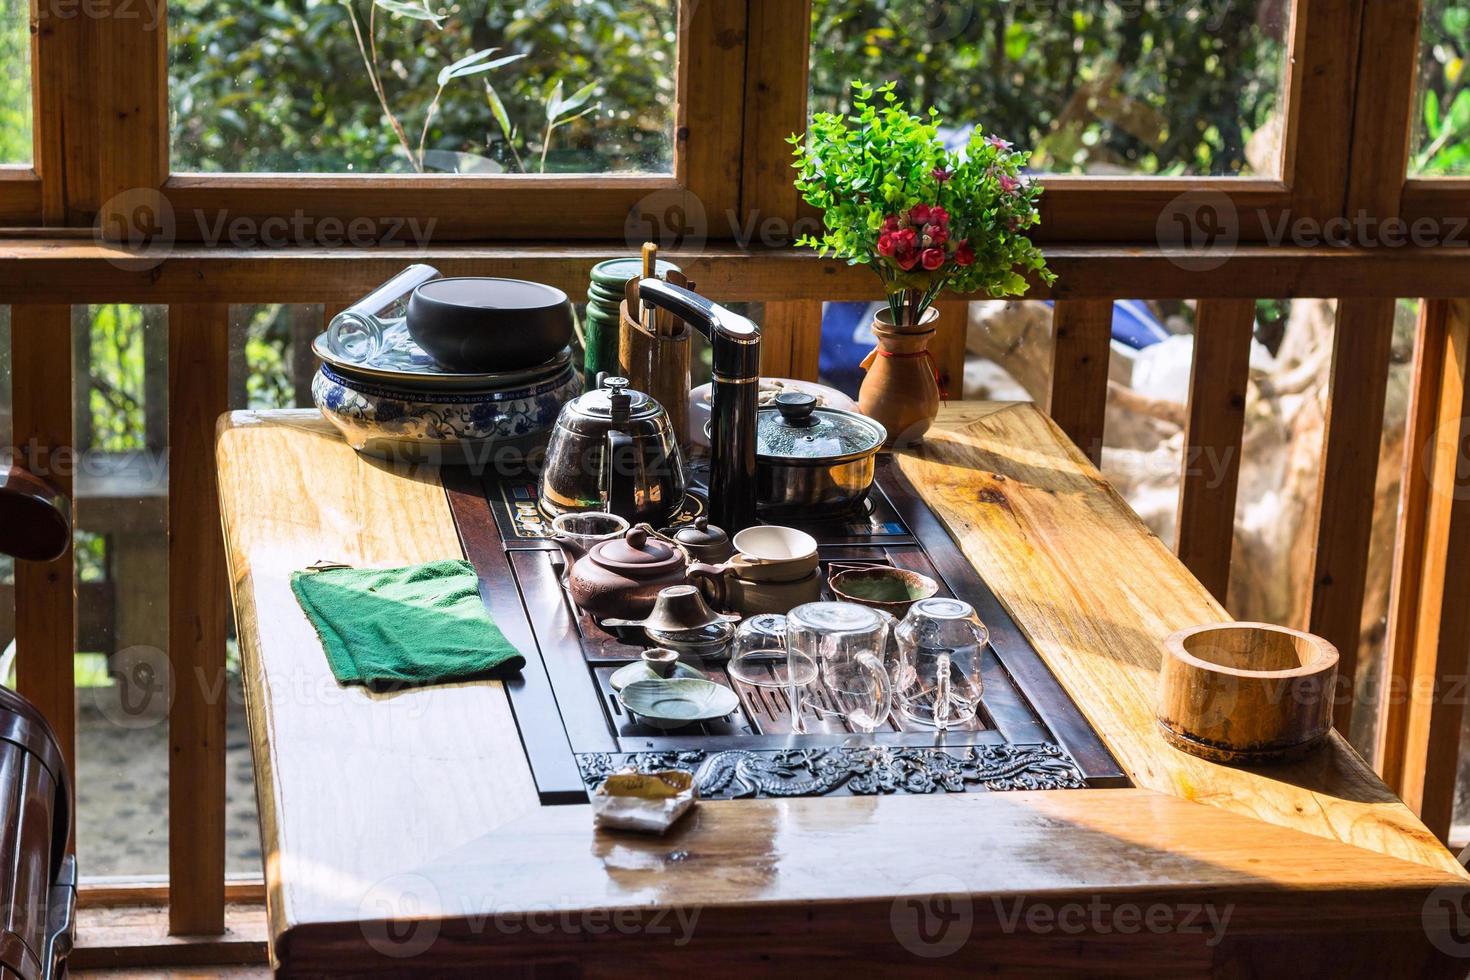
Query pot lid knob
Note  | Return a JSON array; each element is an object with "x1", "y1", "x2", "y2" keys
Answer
[
  {"x1": 674, "y1": 516, "x2": 727, "y2": 546},
  {"x1": 595, "y1": 526, "x2": 678, "y2": 568},
  {"x1": 775, "y1": 391, "x2": 817, "y2": 426}
]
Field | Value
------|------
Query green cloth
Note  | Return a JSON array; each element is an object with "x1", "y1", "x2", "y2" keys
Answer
[{"x1": 290, "y1": 559, "x2": 525, "y2": 690}]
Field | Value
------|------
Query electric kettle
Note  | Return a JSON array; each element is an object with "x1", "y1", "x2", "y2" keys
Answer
[{"x1": 539, "y1": 376, "x2": 687, "y2": 525}]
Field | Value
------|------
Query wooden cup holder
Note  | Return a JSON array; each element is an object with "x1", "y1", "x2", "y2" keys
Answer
[{"x1": 1156, "y1": 622, "x2": 1338, "y2": 764}]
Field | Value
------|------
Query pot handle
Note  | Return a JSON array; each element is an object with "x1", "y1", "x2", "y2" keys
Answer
[
  {"x1": 686, "y1": 561, "x2": 732, "y2": 611},
  {"x1": 604, "y1": 429, "x2": 639, "y2": 519}
]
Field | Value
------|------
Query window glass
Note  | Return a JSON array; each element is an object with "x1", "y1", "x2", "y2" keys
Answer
[
  {"x1": 170, "y1": 0, "x2": 677, "y2": 174},
  {"x1": 810, "y1": 0, "x2": 1289, "y2": 176},
  {"x1": 1414, "y1": 0, "x2": 1470, "y2": 175},
  {"x1": 0, "y1": 0, "x2": 31, "y2": 164}
]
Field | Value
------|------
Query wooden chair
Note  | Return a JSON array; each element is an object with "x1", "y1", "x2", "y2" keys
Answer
[{"x1": 0, "y1": 462, "x2": 76, "y2": 980}]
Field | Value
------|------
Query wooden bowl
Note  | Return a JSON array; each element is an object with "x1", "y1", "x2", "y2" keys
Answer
[{"x1": 1156, "y1": 622, "x2": 1338, "y2": 764}]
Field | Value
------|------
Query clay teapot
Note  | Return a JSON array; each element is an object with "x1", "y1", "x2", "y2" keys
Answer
[{"x1": 566, "y1": 526, "x2": 691, "y2": 620}]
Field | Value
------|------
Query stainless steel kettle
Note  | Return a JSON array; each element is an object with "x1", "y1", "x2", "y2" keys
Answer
[{"x1": 539, "y1": 376, "x2": 687, "y2": 525}]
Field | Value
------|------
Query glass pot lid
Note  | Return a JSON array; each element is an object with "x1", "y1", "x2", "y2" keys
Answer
[{"x1": 755, "y1": 392, "x2": 885, "y2": 463}]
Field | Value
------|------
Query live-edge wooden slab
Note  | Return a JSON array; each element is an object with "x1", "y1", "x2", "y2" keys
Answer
[
  {"x1": 894, "y1": 402, "x2": 1465, "y2": 877},
  {"x1": 216, "y1": 407, "x2": 1470, "y2": 976}
]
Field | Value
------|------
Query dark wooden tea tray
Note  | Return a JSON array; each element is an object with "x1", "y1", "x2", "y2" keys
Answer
[{"x1": 444, "y1": 457, "x2": 1126, "y2": 803}]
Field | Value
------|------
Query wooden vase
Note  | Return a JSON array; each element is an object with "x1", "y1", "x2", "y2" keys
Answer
[
  {"x1": 858, "y1": 308, "x2": 942, "y2": 447},
  {"x1": 1156, "y1": 622, "x2": 1339, "y2": 765}
]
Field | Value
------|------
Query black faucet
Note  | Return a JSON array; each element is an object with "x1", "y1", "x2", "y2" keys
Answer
[{"x1": 637, "y1": 279, "x2": 760, "y2": 532}]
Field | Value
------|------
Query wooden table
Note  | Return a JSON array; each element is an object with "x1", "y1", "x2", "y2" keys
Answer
[{"x1": 218, "y1": 405, "x2": 1470, "y2": 977}]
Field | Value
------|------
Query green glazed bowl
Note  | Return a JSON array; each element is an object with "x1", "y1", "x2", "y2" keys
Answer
[{"x1": 618, "y1": 678, "x2": 739, "y2": 729}]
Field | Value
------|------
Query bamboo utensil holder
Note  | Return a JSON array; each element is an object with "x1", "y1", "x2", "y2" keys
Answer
[
  {"x1": 619, "y1": 299, "x2": 690, "y2": 449},
  {"x1": 1156, "y1": 622, "x2": 1338, "y2": 764}
]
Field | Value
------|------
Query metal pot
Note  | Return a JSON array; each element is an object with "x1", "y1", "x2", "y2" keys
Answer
[
  {"x1": 539, "y1": 376, "x2": 687, "y2": 526},
  {"x1": 753, "y1": 392, "x2": 886, "y2": 516}
]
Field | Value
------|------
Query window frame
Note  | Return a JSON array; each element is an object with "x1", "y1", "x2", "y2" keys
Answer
[{"x1": 0, "y1": 0, "x2": 1457, "y2": 246}]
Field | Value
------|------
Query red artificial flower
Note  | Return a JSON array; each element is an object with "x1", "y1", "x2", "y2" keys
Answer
[
  {"x1": 929, "y1": 206, "x2": 949, "y2": 226},
  {"x1": 883, "y1": 214, "x2": 901, "y2": 233},
  {"x1": 931, "y1": 167, "x2": 952, "y2": 183},
  {"x1": 877, "y1": 233, "x2": 896, "y2": 256},
  {"x1": 921, "y1": 248, "x2": 945, "y2": 271},
  {"x1": 897, "y1": 228, "x2": 918, "y2": 249},
  {"x1": 909, "y1": 203, "x2": 931, "y2": 225},
  {"x1": 927, "y1": 224, "x2": 949, "y2": 246},
  {"x1": 896, "y1": 250, "x2": 920, "y2": 271},
  {"x1": 955, "y1": 241, "x2": 975, "y2": 267}
]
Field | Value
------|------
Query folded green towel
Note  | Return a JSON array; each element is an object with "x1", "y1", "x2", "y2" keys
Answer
[{"x1": 290, "y1": 559, "x2": 525, "y2": 690}]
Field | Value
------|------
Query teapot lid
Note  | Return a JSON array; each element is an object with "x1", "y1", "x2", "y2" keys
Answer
[
  {"x1": 572, "y1": 376, "x2": 660, "y2": 421},
  {"x1": 592, "y1": 527, "x2": 682, "y2": 573},
  {"x1": 671, "y1": 517, "x2": 727, "y2": 548}
]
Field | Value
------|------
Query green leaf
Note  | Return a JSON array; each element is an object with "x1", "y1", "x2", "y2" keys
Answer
[
  {"x1": 1425, "y1": 89, "x2": 1442, "y2": 135},
  {"x1": 544, "y1": 79, "x2": 565, "y2": 122},
  {"x1": 373, "y1": 0, "x2": 441, "y2": 26},
  {"x1": 484, "y1": 82, "x2": 514, "y2": 141},
  {"x1": 441, "y1": 52, "x2": 525, "y2": 87},
  {"x1": 439, "y1": 49, "x2": 500, "y2": 89},
  {"x1": 554, "y1": 82, "x2": 599, "y2": 120}
]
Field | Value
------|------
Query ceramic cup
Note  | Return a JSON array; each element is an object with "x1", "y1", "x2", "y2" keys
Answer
[
  {"x1": 687, "y1": 564, "x2": 823, "y2": 616},
  {"x1": 828, "y1": 565, "x2": 940, "y2": 619},
  {"x1": 724, "y1": 526, "x2": 820, "y2": 583}
]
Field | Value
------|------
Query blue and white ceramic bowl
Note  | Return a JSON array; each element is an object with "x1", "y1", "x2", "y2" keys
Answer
[{"x1": 313, "y1": 359, "x2": 581, "y2": 465}]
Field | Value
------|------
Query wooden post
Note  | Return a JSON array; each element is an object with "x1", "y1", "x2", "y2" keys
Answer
[
  {"x1": 759, "y1": 301, "x2": 822, "y2": 382},
  {"x1": 10, "y1": 305, "x2": 76, "y2": 780},
  {"x1": 167, "y1": 304, "x2": 230, "y2": 935},
  {"x1": 1308, "y1": 297, "x2": 1396, "y2": 735},
  {"x1": 1048, "y1": 300, "x2": 1113, "y2": 465},
  {"x1": 1175, "y1": 299, "x2": 1255, "y2": 602},
  {"x1": 931, "y1": 300, "x2": 970, "y2": 401},
  {"x1": 1381, "y1": 298, "x2": 1470, "y2": 842}
]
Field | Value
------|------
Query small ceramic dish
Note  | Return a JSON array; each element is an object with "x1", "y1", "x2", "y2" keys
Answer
[
  {"x1": 618, "y1": 678, "x2": 739, "y2": 730},
  {"x1": 609, "y1": 658, "x2": 706, "y2": 692},
  {"x1": 644, "y1": 620, "x2": 736, "y2": 665},
  {"x1": 829, "y1": 565, "x2": 940, "y2": 618}
]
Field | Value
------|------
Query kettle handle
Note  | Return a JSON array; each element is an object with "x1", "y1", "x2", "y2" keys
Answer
[{"x1": 604, "y1": 429, "x2": 639, "y2": 519}]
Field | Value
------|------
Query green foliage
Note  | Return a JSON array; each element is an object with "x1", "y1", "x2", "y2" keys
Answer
[
  {"x1": 0, "y1": 0, "x2": 30, "y2": 164},
  {"x1": 792, "y1": 83, "x2": 1052, "y2": 324},
  {"x1": 168, "y1": 0, "x2": 675, "y2": 173},
  {"x1": 1418, "y1": 0, "x2": 1470, "y2": 174},
  {"x1": 811, "y1": 0, "x2": 1287, "y2": 176}
]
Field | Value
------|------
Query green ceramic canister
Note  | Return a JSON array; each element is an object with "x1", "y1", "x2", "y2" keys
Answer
[{"x1": 584, "y1": 256, "x2": 682, "y2": 385}]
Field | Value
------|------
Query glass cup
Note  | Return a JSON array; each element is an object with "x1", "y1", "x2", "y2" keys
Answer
[
  {"x1": 786, "y1": 602, "x2": 893, "y2": 733},
  {"x1": 892, "y1": 597, "x2": 989, "y2": 732},
  {"x1": 728, "y1": 614, "x2": 818, "y2": 733}
]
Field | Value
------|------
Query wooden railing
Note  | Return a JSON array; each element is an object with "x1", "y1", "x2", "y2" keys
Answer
[{"x1": 3, "y1": 240, "x2": 1470, "y2": 949}]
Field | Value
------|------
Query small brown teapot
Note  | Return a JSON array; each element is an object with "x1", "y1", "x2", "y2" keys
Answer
[{"x1": 566, "y1": 526, "x2": 691, "y2": 620}]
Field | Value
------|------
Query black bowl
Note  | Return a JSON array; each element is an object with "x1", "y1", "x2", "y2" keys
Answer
[{"x1": 406, "y1": 277, "x2": 574, "y2": 372}]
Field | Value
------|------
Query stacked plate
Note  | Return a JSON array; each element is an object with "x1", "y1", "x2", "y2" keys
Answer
[
  {"x1": 312, "y1": 321, "x2": 581, "y2": 465},
  {"x1": 583, "y1": 257, "x2": 681, "y2": 381}
]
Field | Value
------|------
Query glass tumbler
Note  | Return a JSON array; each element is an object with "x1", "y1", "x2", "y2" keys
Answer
[
  {"x1": 893, "y1": 597, "x2": 989, "y2": 732},
  {"x1": 728, "y1": 614, "x2": 818, "y2": 733},
  {"x1": 786, "y1": 602, "x2": 893, "y2": 733}
]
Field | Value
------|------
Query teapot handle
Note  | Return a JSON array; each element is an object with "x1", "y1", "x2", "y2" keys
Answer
[
  {"x1": 686, "y1": 561, "x2": 732, "y2": 611},
  {"x1": 604, "y1": 429, "x2": 639, "y2": 520}
]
